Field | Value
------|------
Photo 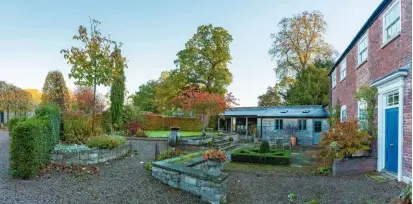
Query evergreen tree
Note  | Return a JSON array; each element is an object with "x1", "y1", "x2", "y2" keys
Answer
[
  {"x1": 110, "y1": 45, "x2": 127, "y2": 130},
  {"x1": 41, "y1": 70, "x2": 70, "y2": 111}
]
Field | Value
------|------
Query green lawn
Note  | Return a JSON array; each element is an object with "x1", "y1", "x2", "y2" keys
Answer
[{"x1": 146, "y1": 130, "x2": 218, "y2": 138}]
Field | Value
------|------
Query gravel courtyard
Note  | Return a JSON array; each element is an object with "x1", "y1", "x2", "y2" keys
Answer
[{"x1": 0, "y1": 131, "x2": 405, "y2": 204}]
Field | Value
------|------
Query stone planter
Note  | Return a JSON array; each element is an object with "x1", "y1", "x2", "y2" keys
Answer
[
  {"x1": 51, "y1": 142, "x2": 132, "y2": 166},
  {"x1": 332, "y1": 156, "x2": 377, "y2": 176},
  {"x1": 152, "y1": 154, "x2": 228, "y2": 204}
]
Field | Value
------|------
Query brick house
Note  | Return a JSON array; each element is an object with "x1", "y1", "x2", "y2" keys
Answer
[{"x1": 328, "y1": 0, "x2": 411, "y2": 183}]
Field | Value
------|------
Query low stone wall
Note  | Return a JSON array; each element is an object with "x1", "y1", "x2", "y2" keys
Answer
[
  {"x1": 152, "y1": 156, "x2": 228, "y2": 204},
  {"x1": 333, "y1": 157, "x2": 377, "y2": 176},
  {"x1": 51, "y1": 142, "x2": 132, "y2": 166}
]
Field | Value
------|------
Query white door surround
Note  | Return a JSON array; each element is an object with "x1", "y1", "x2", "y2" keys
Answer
[{"x1": 372, "y1": 70, "x2": 408, "y2": 182}]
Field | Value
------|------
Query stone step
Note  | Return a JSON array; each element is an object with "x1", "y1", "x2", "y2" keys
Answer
[
  {"x1": 218, "y1": 144, "x2": 237, "y2": 151},
  {"x1": 213, "y1": 141, "x2": 232, "y2": 148},
  {"x1": 212, "y1": 139, "x2": 230, "y2": 145}
]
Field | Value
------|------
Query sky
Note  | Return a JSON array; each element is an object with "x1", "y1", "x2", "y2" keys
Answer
[{"x1": 0, "y1": 0, "x2": 382, "y2": 106}]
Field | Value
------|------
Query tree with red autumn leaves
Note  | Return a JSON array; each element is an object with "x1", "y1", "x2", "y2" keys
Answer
[
  {"x1": 173, "y1": 87, "x2": 238, "y2": 135},
  {"x1": 73, "y1": 87, "x2": 105, "y2": 115}
]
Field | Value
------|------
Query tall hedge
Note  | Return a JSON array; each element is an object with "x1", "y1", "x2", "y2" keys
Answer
[
  {"x1": 143, "y1": 114, "x2": 202, "y2": 131},
  {"x1": 10, "y1": 104, "x2": 60, "y2": 179}
]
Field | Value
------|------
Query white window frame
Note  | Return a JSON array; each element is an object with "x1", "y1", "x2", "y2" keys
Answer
[
  {"x1": 358, "y1": 100, "x2": 368, "y2": 129},
  {"x1": 340, "y1": 105, "x2": 347, "y2": 122},
  {"x1": 340, "y1": 59, "x2": 346, "y2": 81},
  {"x1": 386, "y1": 91, "x2": 399, "y2": 108},
  {"x1": 382, "y1": 0, "x2": 401, "y2": 45},
  {"x1": 358, "y1": 34, "x2": 368, "y2": 65},
  {"x1": 332, "y1": 69, "x2": 337, "y2": 88}
]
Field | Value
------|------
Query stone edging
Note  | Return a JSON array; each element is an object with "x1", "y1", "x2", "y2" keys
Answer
[{"x1": 51, "y1": 142, "x2": 132, "y2": 166}]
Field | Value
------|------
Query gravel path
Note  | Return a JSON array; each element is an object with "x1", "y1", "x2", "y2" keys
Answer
[
  {"x1": 0, "y1": 131, "x2": 405, "y2": 204},
  {"x1": 0, "y1": 131, "x2": 205, "y2": 204},
  {"x1": 226, "y1": 166, "x2": 404, "y2": 204}
]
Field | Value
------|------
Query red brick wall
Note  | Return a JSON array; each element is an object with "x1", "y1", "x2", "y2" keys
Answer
[
  {"x1": 332, "y1": 0, "x2": 412, "y2": 115},
  {"x1": 403, "y1": 67, "x2": 412, "y2": 179},
  {"x1": 330, "y1": 0, "x2": 412, "y2": 180}
]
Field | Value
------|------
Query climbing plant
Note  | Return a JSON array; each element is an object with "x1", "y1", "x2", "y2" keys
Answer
[
  {"x1": 355, "y1": 85, "x2": 378, "y2": 137},
  {"x1": 328, "y1": 98, "x2": 341, "y2": 127}
]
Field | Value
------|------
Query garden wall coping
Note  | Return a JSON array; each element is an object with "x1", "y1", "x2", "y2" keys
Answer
[{"x1": 152, "y1": 159, "x2": 228, "y2": 183}]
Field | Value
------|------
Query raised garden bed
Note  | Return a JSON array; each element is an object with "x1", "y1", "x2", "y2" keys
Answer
[
  {"x1": 332, "y1": 156, "x2": 377, "y2": 176},
  {"x1": 151, "y1": 151, "x2": 228, "y2": 204},
  {"x1": 231, "y1": 148, "x2": 291, "y2": 165},
  {"x1": 51, "y1": 142, "x2": 132, "y2": 166}
]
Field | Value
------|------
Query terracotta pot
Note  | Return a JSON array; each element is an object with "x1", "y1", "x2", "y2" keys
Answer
[{"x1": 291, "y1": 136, "x2": 297, "y2": 146}]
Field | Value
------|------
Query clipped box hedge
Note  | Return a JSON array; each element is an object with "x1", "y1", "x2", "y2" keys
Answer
[
  {"x1": 10, "y1": 104, "x2": 60, "y2": 179},
  {"x1": 231, "y1": 148, "x2": 291, "y2": 165}
]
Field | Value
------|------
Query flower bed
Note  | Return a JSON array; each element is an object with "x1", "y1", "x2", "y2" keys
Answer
[{"x1": 231, "y1": 148, "x2": 291, "y2": 165}]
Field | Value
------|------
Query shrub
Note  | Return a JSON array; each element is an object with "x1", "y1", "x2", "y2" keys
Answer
[
  {"x1": 8, "y1": 117, "x2": 27, "y2": 133},
  {"x1": 229, "y1": 137, "x2": 234, "y2": 142},
  {"x1": 124, "y1": 119, "x2": 143, "y2": 136},
  {"x1": 155, "y1": 149, "x2": 187, "y2": 161},
  {"x1": 145, "y1": 162, "x2": 152, "y2": 171},
  {"x1": 397, "y1": 183, "x2": 412, "y2": 204},
  {"x1": 231, "y1": 148, "x2": 290, "y2": 165},
  {"x1": 10, "y1": 104, "x2": 61, "y2": 179},
  {"x1": 10, "y1": 118, "x2": 45, "y2": 178},
  {"x1": 313, "y1": 167, "x2": 332, "y2": 175},
  {"x1": 259, "y1": 140, "x2": 270, "y2": 153},
  {"x1": 62, "y1": 111, "x2": 102, "y2": 144},
  {"x1": 101, "y1": 110, "x2": 112, "y2": 134},
  {"x1": 87, "y1": 135, "x2": 126, "y2": 149},
  {"x1": 314, "y1": 119, "x2": 372, "y2": 167},
  {"x1": 207, "y1": 140, "x2": 214, "y2": 148},
  {"x1": 136, "y1": 129, "x2": 147, "y2": 137}
]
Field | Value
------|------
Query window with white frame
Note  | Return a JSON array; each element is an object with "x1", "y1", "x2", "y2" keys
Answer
[
  {"x1": 358, "y1": 34, "x2": 368, "y2": 64},
  {"x1": 358, "y1": 100, "x2": 368, "y2": 129},
  {"x1": 383, "y1": 0, "x2": 401, "y2": 43},
  {"x1": 340, "y1": 59, "x2": 346, "y2": 81},
  {"x1": 386, "y1": 91, "x2": 399, "y2": 107},
  {"x1": 332, "y1": 69, "x2": 337, "y2": 88},
  {"x1": 340, "y1": 105, "x2": 347, "y2": 122}
]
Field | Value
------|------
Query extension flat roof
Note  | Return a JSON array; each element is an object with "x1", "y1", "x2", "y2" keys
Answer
[{"x1": 223, "y1": 105, "x2": 329, "y2": 118}]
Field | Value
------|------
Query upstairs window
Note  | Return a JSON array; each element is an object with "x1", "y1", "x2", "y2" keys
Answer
[
  {"x1": 298, "y1": 119, "x2": 307, "y2": 131},
  {"x1": 358, "y1": 34, "x2": 368, "y2": 64},
  {"x1": 274, "y1": 119, "x2": 283, "y2": 130},
  {"x1": 340, "y1": 105, "x2": 347, "y2": 122},
  {"x1": 332, "y1": 70, "x2": 337, "y2": 88},
  {"x1": 383, "y1": 0, "x2": 401, "y2": 44},
  {"x1": 340, "y1": 59, "x2": 347, "y2": 81}
]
